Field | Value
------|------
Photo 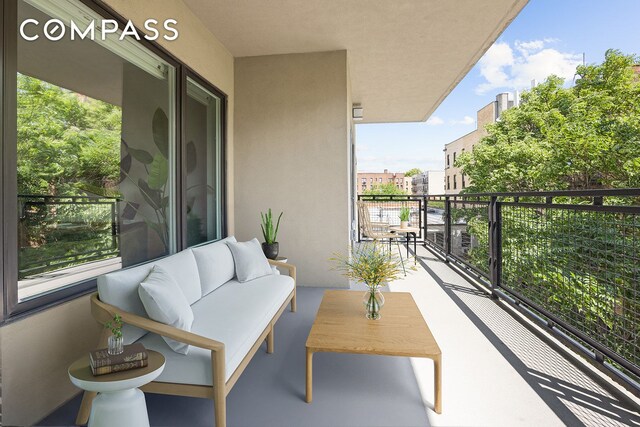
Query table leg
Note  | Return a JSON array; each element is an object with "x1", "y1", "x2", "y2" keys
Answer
[
  {"x1": 434, "y1": 355, "x2": 442, "y2": 414},
  {"x1": 413, "y1": 232, "x2": 417, "y2": 264},
  {"x1": 306, "y1": 348, "x2": 313, "y2": 403},
  {"x1": 406, "y1": 233, "x2": 410, "y2": 259}
]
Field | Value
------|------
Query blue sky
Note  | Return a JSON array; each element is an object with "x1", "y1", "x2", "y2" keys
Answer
[{"x1": 356, "y1": 0, "x2": 640, "y2": 173}]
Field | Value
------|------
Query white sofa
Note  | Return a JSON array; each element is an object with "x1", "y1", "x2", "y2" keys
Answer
[{"x1": 78, "y1": 236, "x2": 296, "y2": 427}]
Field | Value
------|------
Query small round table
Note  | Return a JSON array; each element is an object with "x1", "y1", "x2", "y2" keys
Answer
[
  {"x1": 389, "y1": 226, "x2": 420, "y2": 264},
  {"x1": 69, "y1": 350, "x2": 165, "y2": 427}
]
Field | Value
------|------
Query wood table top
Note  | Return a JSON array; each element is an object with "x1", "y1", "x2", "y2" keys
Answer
[
  {"x1": 389, "y1": 226, "x2": 421, "y2": 233},
  {"x1": 306, "y1": 290, "x2": 441, "y2": 358},
  {"x1": 69, "y1": 350, "x2": 165, "y2": 384}
]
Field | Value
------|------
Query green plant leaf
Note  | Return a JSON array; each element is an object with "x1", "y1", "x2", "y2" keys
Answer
[
  {"x1": 138, "y1": 178, "x2": 161, "y2": 208},
  {"x1": 152, "y1": 108, "x2": 169, "y2": 158},
  {"x1": 128, "y1": 146, "x2": 154, "y2": 164},
  {"x1": 148, "y1": 154, "x2": 168, "y2": 190}
]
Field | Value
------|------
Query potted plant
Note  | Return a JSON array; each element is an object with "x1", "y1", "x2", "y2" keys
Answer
[
  {"x1": 399, "y1": 206, "x2": 411, "y2": 229},
  {"x1": 331, "y1": 243, "x2": 404, "y2": 320},
  {"x1": 105, "y1": 313, "x2": 124, "y2": 355},
  {"x1": 260, "y1": 209, "x2": 283, "y2": 259}
]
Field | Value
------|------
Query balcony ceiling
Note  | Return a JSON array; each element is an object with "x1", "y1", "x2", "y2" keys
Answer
[{"x1": 182, "y1": 0, "x2": 528, "y2": 123}]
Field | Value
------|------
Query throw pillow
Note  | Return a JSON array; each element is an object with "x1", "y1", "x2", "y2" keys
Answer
[
  {"x1": 138, "y1": 265, "x2": 194, "y2": 354},
  {"x1": 226, "y1": 238, "x2": 273, "y2": 282}
]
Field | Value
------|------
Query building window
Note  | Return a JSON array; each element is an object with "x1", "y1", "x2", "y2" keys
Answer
[
  {"x1": 453, "y1": 175, "x2": 457, "y2": 189},
  {"x1": 447, "y1": 176, "x2": 450, "y2": 190},
  {"x1": 462, "y1": 174, "x2": 466, "y2": 189},
  {"x1": 447, "y1": 154, "x2": 450, "y2": 168},
  {"x1": 453, "y1": 152, "x2": 457, "y2": 164},
  {"x1": 5, "y1": 0, "x2": 227, "y2": 317},
  {"x1": 379, "y1": 178, "x2": 382, "y2": 183}
]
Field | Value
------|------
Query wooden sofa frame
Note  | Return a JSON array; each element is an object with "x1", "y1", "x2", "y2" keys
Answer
[{"x1": 76, "y1": 259, "x2": 296, "y2": 427}]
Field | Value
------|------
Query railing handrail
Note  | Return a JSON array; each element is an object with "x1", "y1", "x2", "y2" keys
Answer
[
  {"x1": 18, "y1": 194, "x2": 122, "y2": 201},
  {"x1": 417, "y1": 188, "x2": 640, "y2": 198}
]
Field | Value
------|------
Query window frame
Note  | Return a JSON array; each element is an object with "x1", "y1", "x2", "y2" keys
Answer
[{"x1": 1, "y1": 0, "x2": 228, "y2": 322}]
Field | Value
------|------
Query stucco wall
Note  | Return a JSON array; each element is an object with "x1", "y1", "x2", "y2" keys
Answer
[
  {"x1": 234, "y1": 50, "x2": 351, "y2": 287},
  {"x1": 1, "y1": 1, "x2": 234, "y2": 425}
]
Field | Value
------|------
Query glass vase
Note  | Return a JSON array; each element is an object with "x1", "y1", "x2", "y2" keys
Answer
[
  {"x1": 363, "y1": 288, "x2": 385, "y2": 320},
  {"x1": 108, "y1": 334, "x2": 124, "y2": 355}
]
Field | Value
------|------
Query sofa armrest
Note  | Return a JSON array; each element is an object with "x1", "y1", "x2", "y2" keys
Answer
[
  {"x1": 268, "y1": 259, "x2": 296, "y2": 281},
  {"x1": 90, "y1": 293, "x2": 224, "y2": 352}
]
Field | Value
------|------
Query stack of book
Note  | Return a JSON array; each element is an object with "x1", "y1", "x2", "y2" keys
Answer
[{"x1": 90, "y1": 342, "x2": 148, "y2": 376}]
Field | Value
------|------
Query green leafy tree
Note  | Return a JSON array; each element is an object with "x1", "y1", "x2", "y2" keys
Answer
[
  {"x1": 362, "y1": 182, "x2": 405, "y2": 195},
  {"x1": 457, "y1": 49, "x2": 640, "y2": 192},
  {"x1": 17, "y1": 73, "x2": 121, "y2": 196},
  {"x1": 404, "y1": 168, "x2": 422, "y2": 177},
  {"x1": 454, "y1": 50, "x2": 640, "y2": 370}
]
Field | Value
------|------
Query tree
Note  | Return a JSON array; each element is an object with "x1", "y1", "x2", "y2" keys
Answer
[
  {"x1": 453, "y1": 51, "x2": 640, "y2": 369},
  {"x1": 404, "y1": 168, "x2": 422, "y2": 177},
  {"x1": 457, "y1": 49, "x2": 640, "y2": 193},
  {"x1": 17, "y1": 73, "x2": 121, "y2": 196},
  {"x1": 362, "y1": 182, "x2": 405, "y2": 195}
]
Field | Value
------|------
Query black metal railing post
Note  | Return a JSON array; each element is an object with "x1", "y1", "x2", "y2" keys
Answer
[
  {"x1": 444, "y1": 196, "x2": 451, "y2": 256},
  {"x1": 488, "y1": 196, "x2": 502, "y2": 296},
  {"x1": 423, "y1": 195, "x2": 428, "y2": 245}
]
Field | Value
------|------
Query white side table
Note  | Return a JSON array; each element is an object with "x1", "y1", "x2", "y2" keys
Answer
[
  {"x1": 69, "y1": 350, "x2": 165, "y2": 427},
  {"x1": 271, "y1": 256, "x2": 288, "y2": 275}
]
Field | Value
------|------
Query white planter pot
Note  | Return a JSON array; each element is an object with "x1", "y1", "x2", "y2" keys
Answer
[{"x1": 400, "y1": 221, "x2": 409, "y2": 229}]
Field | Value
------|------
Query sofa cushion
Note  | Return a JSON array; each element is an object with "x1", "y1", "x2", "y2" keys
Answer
[
  {"x1": 136, "y1": 273, "x2": 294, "y2": 384},
  {"x1": 98, "y1": 250, "x2": 202, "y2": 344},
  {"x1": 97, "y1": 262, "x2": 155, "y2": 344},
  {"x1": 191, "y1": 236, "x2": 237, "y2": 296},
  {"x1": 139, "y1": 266, "x2": 194, "y2": 355},
  {"x1": 226, "y1": 238, "x2": 273, "y2": 283},
  {"x1": 153, "y1": 249, "x2": 202, "y2": 305}
]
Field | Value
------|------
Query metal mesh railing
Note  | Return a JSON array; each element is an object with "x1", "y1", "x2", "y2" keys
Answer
[
  {"x1": 357, "y1": 195, "x2": 423, "y2": 240},
  {"x1": 356, "y1": 189, "x2": 640, "y2": 387},
  {"x1": 501, "y1": 202, "x2": 640, "y2": 373},
  {"x1": 18, "y1": 195, "x2": 120, "y2": 279}
]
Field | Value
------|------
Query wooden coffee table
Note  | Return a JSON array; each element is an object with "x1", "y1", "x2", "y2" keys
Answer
[{"x1": 305, "y1": 290, "x2": 442, "y2": 413}]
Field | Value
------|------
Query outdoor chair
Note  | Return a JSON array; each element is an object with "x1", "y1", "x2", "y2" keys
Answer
[{"x1": 357, "y1": 201, "x2": 406, "y2": 274}]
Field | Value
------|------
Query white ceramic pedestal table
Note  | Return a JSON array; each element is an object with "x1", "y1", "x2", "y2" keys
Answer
[{"x1": 69, "y1": 350, "x2": 165, "y2": 427}]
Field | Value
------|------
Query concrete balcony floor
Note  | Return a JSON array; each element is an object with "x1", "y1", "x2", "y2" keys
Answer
[{"x1": 38, "y1": 245, "x2": 640, "y2": 426}]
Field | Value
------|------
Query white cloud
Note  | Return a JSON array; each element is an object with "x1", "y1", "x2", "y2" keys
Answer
[
  {"x1": 475, "y1": 38, "x2": 582, "y2": 94},
  {"x1": 426, "y1": 116, "x2": 444, "y2": 126},
  {"x1": 449, "y1": 115, "x2": 475, "y2": 126}
]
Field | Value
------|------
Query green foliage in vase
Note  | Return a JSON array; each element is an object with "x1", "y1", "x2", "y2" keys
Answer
[
  {"x1": 260, "y1": 209, "x2": 283, "y2": 244},
  {"x1": 330, "y1": 243, "x2": 404, "y2": 289},
  {"x1": 105, "y1": 313, "x2": 123, "y2": 338}
]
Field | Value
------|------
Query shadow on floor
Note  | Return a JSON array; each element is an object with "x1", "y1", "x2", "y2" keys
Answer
[
  {"x1": 37, "y1": 287, "x2": 430, "y2": 427},
  {"x1": 414, "y1": 246, "x2": 640, "y2": 427}
]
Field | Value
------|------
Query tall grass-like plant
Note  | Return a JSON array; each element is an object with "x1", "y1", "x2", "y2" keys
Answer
[
  {"x1": 260, "y1": 209, "x2": 283, "y2": 244},
  {"x1": 331, "y1": 243, "x2": 405, "y2": 319},
  {"x1": 399, "y1": 206, "x2": 411, "y2": 222}
]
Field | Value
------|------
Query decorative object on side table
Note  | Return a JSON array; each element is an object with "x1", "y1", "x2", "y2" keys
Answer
[
  {"x1": 105, "y1": 313, "x2": 124, "y2": 355},
  {"x1": 260, "y1": 208, "x2": 283, "y2": 259},
  {"x1": 331, "y1": 243, "x2": 404, "y2": 320},
  {"x1": 399, "y1": 206, "x2": 410, "y2": 229},
  {"x1": 90, "y1": 342, "x2": 149, "y2": 376}
]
